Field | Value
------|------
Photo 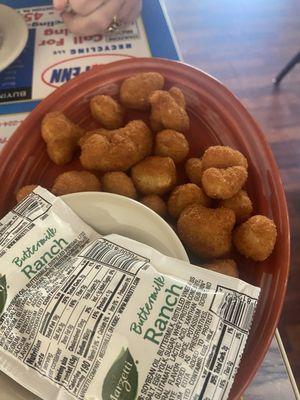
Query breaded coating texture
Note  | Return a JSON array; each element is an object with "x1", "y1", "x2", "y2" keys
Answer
[
  {"x1": 202, "y1": 259, "x2": 239, "y2": 278},
  {"x1": 169, "y1": 86, "x2": 186, "y2": 108},
  {"x1": 154, "y1": 129, "x2": 189, "y2": 163},
  {"x1": 90, "y1": 95, "x2": 124, "y2": 129},
  {"x1": 185, "y1": 158, "x2": 204, "y2": 186},
  {"x1": 41, "y1": 112, "x2": 84, "y2": 165},
  {"x1": 202, "y1": 145, "x2": 248, "y2": 170},
  {"x1": 120, "y1": 72, "x2": 165, "y2": 110},
  {"x1": 167, "y1": 183, "x2": 211, "y2": 219},
  {"x1": 52, "y1": 171, "x2": 100, "y2": 196},
  {"x1": 219, "y1": 189, "x2": 253, "y2": 222},
  {"x1": 149, "y1": 89, "x2": 190, "y2": 132},
  {"x1": 102, "y1": 172, "x2": 137, "y2": 199},
  {"x1": 233, "y1": 215, "x2": 277, "y2": 261},
  {"x1": 202, "y1": 166, "x2": 248, "y2": 199},
  {"x1": 16, "y1": 185, "x2": 38, "y2": 203},
  {"x1": 177, "y1": 204, "x2": 236, "y2": 258},
  {"x1": 80, "y1": 120, "x2": 152, "y2": 171},
  {"x1": 78, "y1": 129, "x2": 112, "y2": 147},
  {"x1": 140, "y1": 195, "x2": 167, "y2": 217},
  {"x1": 131, "y1": 156, "x2": 176, "y2": 195}
]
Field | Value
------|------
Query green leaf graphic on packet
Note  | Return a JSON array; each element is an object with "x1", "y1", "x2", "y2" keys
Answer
[
  {"x1": 0, "y1": 274, "x2": 7, "y2": 315},
  {"x1": 102, "y1": 348, "x2": 138, "y2": 400}
]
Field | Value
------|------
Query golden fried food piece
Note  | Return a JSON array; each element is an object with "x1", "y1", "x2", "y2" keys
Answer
[
  {"x1": 154, "y1": 129, "x2": 189, "y2": 163},
  {"x1": 219, "y1": 189, "x2": 253, "y2": 222},
  {"x1": 202, "y1": 145, "x2": 248, "y2": 170},
  {"x1": 140, "y1": 195, "x2": 167, "y2": 217},
  {"x1": 52, "y1": 170, "x2": 100, "y2": 196},
  {"x1": 177, "y1": 204, "x2": 236, "y2": 258},
  {"x1": 78, "y1": 129, "x2": 112, "y2": 146},
  {"x1": 102, "y1": 171, "x2": 137, "y2": 199},
  {"x1": 202, "y1": 166, "x2": 248, "y2": 199},
  {"x1": 120, "y1": 72, "x2": 165, "y2": 110},
  {"x1": 16, "y1": 185, "x2": 38, "y2": 203},
  {"x1": 169, "y1": 86, "x2": 186, "y2": 108},
  {"x1": 202, "y1": 259, "x2": 239, "y2": 278},
  {"x1": 149, "y1": 89, "x2": 190, "y2": 132},
  {"x1": 41, "y1": 112, "x2": 84, "y2": 165},
  {"x1": 233, "y1": 215, "x2": 277, "y2": 261},
  {"x1": 131, "y1": 156, "x2": 176, "y2": 195},
  {"x1": 167, "y1": 183, "x2": 211, "y2": 219},
  {"x1": 185, "y1": 158, "x2": 204, "y2": 186},
  {"x1": 90, "y1": 95, "x2": 124, "y2": 129},
  {"x1": 80, "y1": 120, "x2": 152, "y2": 172}
]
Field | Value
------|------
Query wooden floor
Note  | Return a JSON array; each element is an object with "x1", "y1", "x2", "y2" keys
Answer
[{"x1": 164, "y1": 0, "x2": 300, "y2": 387}]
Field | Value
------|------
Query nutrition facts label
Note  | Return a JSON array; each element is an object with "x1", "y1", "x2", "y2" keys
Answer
[
  {"x1": 139, "y1": 277, "x2": 257, "y2": 400},
  {"x1": 0, "y1": 239, "x2": 149, "y2": 399},
  {"x1": 0, "y1": 192, "x2": 52, "y2": 256}
]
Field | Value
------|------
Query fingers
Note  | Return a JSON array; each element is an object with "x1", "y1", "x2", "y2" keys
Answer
[
  {"x1": 62, "y1": 0, "x2": 123, "y2": 35},
  {"x1": 128, "y1": 1, "x2": 142, "y2": 23},
  {"x1": 118, "y1": 0, "x2": 141, "y2": 24},
  {"x1": 66, "y1": 0, "x2": 108, "y2": 16},
  {"x1": 60, "y1": 0, "x2": 141, "y2": 35},
  {"x1": 127, "y1": 0, "x2": 142, "y2": 23},
  {"x1": 53, "y1": 0, "x2": 68, "y2": 11}
]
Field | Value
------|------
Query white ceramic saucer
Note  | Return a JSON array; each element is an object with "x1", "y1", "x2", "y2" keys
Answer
[
  {"x1": 62, "y1": 192, "x2": 188, "y2": 261},
  {"x1": 0, "y1": 192, "x2": 188, "y2": 400},
  {"x1": 0, "y1": 5, "x2": 28, "y2": 72}
]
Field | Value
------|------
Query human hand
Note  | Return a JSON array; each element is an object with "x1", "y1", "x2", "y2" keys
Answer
[{"x1": 53, "y1": 0, "x2": 142, "y2": 35}]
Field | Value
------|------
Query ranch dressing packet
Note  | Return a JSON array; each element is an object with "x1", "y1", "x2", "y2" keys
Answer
[{"x1": 0, "y1": 187, "x2": 260, "y2": 400}]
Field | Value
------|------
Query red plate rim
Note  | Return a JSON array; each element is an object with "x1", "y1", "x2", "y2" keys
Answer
[{"x1": 0, "y1": 57, "x2": 290, "y2": 399}]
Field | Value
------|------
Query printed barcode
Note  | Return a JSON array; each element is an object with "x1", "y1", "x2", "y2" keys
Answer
[
  {"x1": 218, "y1": 292, "x2": 256, "y2": 332},
  {"x1": 81, "y1": 240, "x2": 147, "y2": 272},
  {"x1": 14, "y1": 194, "x2": 51, "y2": 220}
]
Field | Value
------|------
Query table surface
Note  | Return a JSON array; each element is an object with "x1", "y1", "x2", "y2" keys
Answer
[
  {"x1": 162, "y1": 0, "x2": 300, "y2": 398},
  {"x1": 244, "y1": 332, "x2": 298, "y2": 399}
]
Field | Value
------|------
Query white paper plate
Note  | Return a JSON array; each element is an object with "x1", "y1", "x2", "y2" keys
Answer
[
  {"x1": 0, "y1": 5, "x2": 28, "y2": 72},
  {"x1": 0, "y1": 192, "x2": 188, "y2": 399}
]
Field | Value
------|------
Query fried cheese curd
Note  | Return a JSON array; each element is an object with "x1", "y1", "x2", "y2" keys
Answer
[
  {"x1": 202, "y1": 259, "x2": 239, "y2": 278},
  {"x1": 102, "y1": 171, "x2": 137, "y2": 199},
  {"x1": 185, "y1": 158, "x2": 204, "y2": 187},
  {"x1": 80, "y1": 120, "x2": 152, "y2": 172},
  {"x1": 202, "y1": 145, "x2": 248, "y2": 170},
  {"x1": 16, "y1": 185, "x2": 38, "y2": 203},
  {"x1": 41, "y1": 112, "x2": 84, "y2": 165},
  {"x1": 168, "y1": 86, "x2": 186, "y2": 108},
  {"x1": 167, "y1": 183, "x2": 211, "y2": 219},
  {"x1": 140, "y1": 195, "x2": 167, "y2": 217},
  {"x1": 219, "y1": 189, "x2": 253, "y2": 222},
  {"x1": 149, "y1": 88, "x2": 190, "y2": 132},
  {"x1": 78, "y1": 129, "x2": 112, "y2": 147},
  {"x1": 120, "y1": 72, "x2": 165, "y2": 110},
  {"x1": 177, "y1": 204, "x2": 236, "y2": 259},
  {"x1": 233, "y1": 215, "x2": 277, "y2": 261},
  {"x1": 202, "y1": 166, "x2": 248, "y2": 200},
  {"x1": 90, "y1": 95, "x2": 124, "y2": 129},
  {"x1": 201, "y1": 145, "x2": 248, "y2": 200},
  {"x1": 131, "y1": 156, "x2": 176, "y2": 195},
  {"x1": 52, "y1": 171, "x2": 100, "y2": 196},
  {"x1": 154, "y1": 129, "x2": 189, "y2": 163}
]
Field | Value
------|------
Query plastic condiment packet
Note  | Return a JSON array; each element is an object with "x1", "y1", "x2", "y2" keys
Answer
[{"x1": 0, "y1": 187, "x2": 260, "y2": 400}]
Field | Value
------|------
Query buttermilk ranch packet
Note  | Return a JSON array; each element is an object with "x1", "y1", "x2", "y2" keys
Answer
[{"x1": 0, "y1": 187, "x2": 260, "y2": 400}]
